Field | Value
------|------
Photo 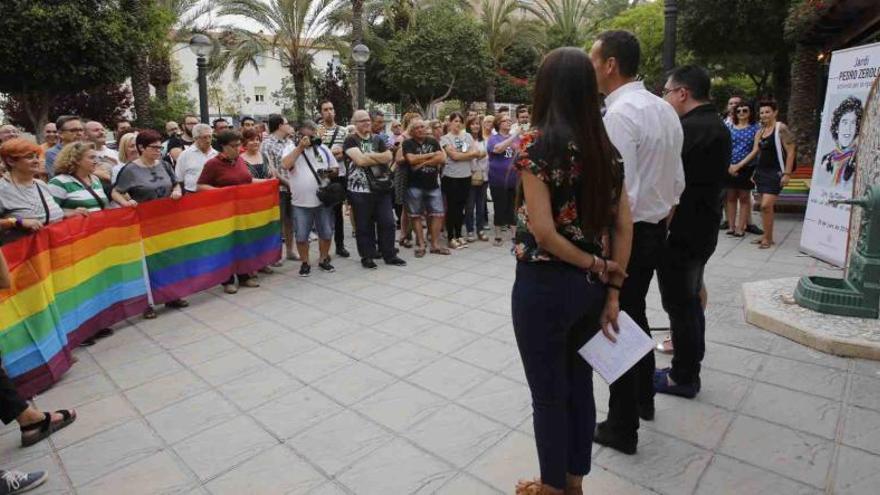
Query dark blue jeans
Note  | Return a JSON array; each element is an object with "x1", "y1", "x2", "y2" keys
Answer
[
  {"x1": 659, "y1": 251, "x2": 707, "y2": 385},
  {"x1": 465, "y1": 182, "x2": 488, "y2": 234},
  {"x1": 512, "y1": 261, "x2": 606, "y2": 490},
  {"x1": 349, "y1": 191, "x2": 396, "y2": 261}
]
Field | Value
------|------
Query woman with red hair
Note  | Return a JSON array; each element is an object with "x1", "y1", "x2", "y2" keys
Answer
[{"x1": 0, "y1": 139, "x2": 84, "y2": 245}]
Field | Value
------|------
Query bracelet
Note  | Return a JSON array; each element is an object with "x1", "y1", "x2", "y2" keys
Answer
[
  {"x1": 606, "y1": 283, "x2": 623, "y2": 291},
  {"x1": 782, "y1": 173, "x2": 791, "y2": 176},
  {"x1": 15, "y1": 217, "x2": 23, "y2": 228},
  {"x1": 585, "y1": 255, "x2": 596, "y2": 271}
]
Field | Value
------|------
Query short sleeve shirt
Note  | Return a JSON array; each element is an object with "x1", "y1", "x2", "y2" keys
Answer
[
  {"x1": 319, "y1": 124, "x2": 348, "y2": 177},
  {"x1": 48, "y1": 174, "x2": 108, "y2": 211},
  {"x1": 513, "y1": 130, "x2": 624, "y2": 263},
  {"x1": 289, "y1": 145, "x2": 339, "y2": 207},
  {"x1": 343, "y1": 134, "x2": 388, "y2": 193},
  {"x1": 114, "y1": 161, "x2": 177, "y2": 203},
  {"x1": 0, "y1": 177, "x2": 64, "y2": 245},
  {"x1": 440, "y1": 133, "x2": 476, "y2": 178},
  {"x1": 402, "y1": 137, "x2": 442, "y2": 190},
  {"x1": 487, "y1": 133, "x2": 519, "y2": 189},
  {"x1": 198, "y1": 156, "x2": 254, "y2": 188}
]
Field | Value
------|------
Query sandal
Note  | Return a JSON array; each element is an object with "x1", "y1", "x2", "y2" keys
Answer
[
  {"x1": 415, "y1": 246, "x2": 426, "y2": 258},
  {"x1": 399, "y1": 238, "x2": 414, "y2": 248},
  {"x1": 142, "y1": 307, "x2": 157, "y2": 319},
  {"x1": 478, "y1": 232, "x2": 489, "y2": 242},
  {"x1": 20, "y1": 410, "x2": 77, "y2": 447},
  {"x1": 164, "y1": 299, "x2": 189, "y2": 309},
  {"x1": 78, "y1": 337, "x2": 96, "y2": 347},
  {"x1": 732, "y1": 231, "x2": 745, "y2": 238},
  {"x1": 750, "y1": 238, "x2": 765, "y2": 245},
  {"x1": 493, "y1": 237, "x2": 503, "y2": 247},
  {"x1": 516, "y1": 478, "x2": 564, "y2": 495},
  {"x1": 430, "y1": 247, "x2": 451, "y2": 255},
  {"x1": 758, "y1": 240, "x2": 774, "y2": 249},
  {"x1": 725, "y1": 230, "x2": 735, "y2": 236}
]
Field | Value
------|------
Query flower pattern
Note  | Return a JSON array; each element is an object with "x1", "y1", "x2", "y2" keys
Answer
[{"x1": 513, "y1": 129, "x2": 622, "y2": 263}]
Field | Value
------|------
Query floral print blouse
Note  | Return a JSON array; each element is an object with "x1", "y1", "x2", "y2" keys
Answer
[{"x1": 513, "y1": 130, "x2": 623, "y2": 263}]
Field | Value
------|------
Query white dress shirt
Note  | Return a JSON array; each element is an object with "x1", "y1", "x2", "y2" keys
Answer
[
  {"x1": 603, "y1": 81, "x2": 685, "y2": 224},
  {"x1": 175, "y1": 145, "x2": 218, "y2": 192}
]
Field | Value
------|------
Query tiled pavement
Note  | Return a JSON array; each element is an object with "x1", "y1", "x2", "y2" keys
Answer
[{"x1": 6, "y1": 213, "x2": 880, "y2": 494}]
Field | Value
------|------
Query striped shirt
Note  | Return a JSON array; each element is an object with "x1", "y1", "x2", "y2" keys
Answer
[{"x1": 47, "y1": 174, "x2": 108, "y2": 211}]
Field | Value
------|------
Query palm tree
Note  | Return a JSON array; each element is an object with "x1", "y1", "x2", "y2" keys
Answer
[
  {"x1": 480, "y1": 0, "x2": 539, "y2": 113},
  {"x1": 527, "y1": 0, "x2": 595, "y2": 49},
  {"x1": 215, "y1": 0, "x2": 336, "y2": 120},
  {"x1": 150, "y1": 0, "x2": 214, "y2": 102}
]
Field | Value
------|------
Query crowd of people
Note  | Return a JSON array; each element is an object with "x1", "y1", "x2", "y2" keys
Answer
[{"x1": 0, "y1": 26, "x2": 800, "y2": 495}]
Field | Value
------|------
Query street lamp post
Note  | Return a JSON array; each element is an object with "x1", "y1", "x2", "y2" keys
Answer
[
  {"x1": 189, "y1": 34, "x2": 212, "y2": 124},
  {"x1": 662, "y1": 0, "x2": 678, "y2": 75},
  {"x1": 352, "y1": 44, "x2": 371, "y2": 110}
]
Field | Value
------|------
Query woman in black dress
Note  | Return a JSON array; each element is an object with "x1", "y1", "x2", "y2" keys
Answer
[{"x1": 731, "y1": 100, "x2": 796, "y2": 248}]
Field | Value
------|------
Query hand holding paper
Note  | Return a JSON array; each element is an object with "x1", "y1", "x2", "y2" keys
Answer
[{"x1": 578, "y1": 311, "x2": 655, "y2": 384}]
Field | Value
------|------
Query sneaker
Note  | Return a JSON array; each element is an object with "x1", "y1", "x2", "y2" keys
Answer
[
  {"x1": 745, "y1": 224, "x2": 764, "y2": 236},
  {"x1": 336, "y1": 246, "x2": 351, "y2": 258},
  {"x1": 240, "y1": 278, "x2": 260, "y2": 288},
  {"x1": 653, "y1": 368, "x2": 700, "y2": 398},
  {"x1": 0, "y1": 469, "x2": 48, "y2": 495},
  {"x1": 593, "y1": 421, "x2": 637, "y2": 455},
  {"x1": 466, "y1": 233, "x2": 477, "y2": 243},
  {"x1": 361, "y1": 258, "x2": 378, "y2": 270},
  {"x1": 223, "y1": 284, "x2": 238, "y2": 294},
  {"x1": 457, "y1": 237, "x2": 469, "y2": 248},
  {"x1": 318, "y1": 258, "x2": 335, "y2": 272},
  {"x1": 384, "y1": 256, "x2": 407, "y2": 267},
  {"x1": 299, "y1": 263, "x2": 311, "y2": 277}
]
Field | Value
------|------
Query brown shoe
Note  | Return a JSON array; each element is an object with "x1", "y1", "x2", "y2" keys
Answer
[{"x1": 516, "y1": 478, "x2": 564, "y2": 495}]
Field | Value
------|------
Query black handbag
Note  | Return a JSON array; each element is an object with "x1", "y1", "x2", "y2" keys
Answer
[
  {"x1": 365, "y1": 164, "x2": 394, "y2": 193},
  {"x1": 303, "y1": 147, "x2": 346, "y2": 206}
]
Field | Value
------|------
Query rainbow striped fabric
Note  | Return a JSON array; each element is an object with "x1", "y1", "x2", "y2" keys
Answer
[{"x1": 0, "y1": 181, "x2": 280, "y2": 397}]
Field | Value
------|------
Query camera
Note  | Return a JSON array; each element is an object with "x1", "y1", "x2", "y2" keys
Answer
[{"x1": 309, "y1": 136, "x2": 323, "y2": 147}]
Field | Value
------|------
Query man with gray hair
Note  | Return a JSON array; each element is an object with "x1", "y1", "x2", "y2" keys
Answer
[
  {"x1": 175, "y1": 123, "x2": 217, "y2": 193},
  {"x1": 84, "y1": 121, "x2": 117, "y2": 184}
]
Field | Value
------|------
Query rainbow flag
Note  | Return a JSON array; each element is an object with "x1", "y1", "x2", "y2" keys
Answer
[{"x1": 0, "y1": 181, "x2": 281, "y2": 397}]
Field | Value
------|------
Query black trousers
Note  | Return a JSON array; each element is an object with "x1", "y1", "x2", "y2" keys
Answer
[
  {"x1": 512, "y1": 261, "x2": 606, "y2": 489},
  {"x1": 349, "y1": 191, "x2": 396, "y2": 261},
  {"x1": 442, "y1": 176, "x2": 471, "y2": 240},
  {"x1": 0, "y1": 358, "x2": 28, "y2": 424},
  {"x1": 490, "y1": 185, "x2": 516, "y2": 226},
  {"x1": 659, "y1": 251, "x2": 707, "y2": 385},
  {"x1": 606, "y1": 221, "x2": 666, "y2": 435},
  {"x1": 332, "y1": 176, "x2": 346, "y2": 249}
]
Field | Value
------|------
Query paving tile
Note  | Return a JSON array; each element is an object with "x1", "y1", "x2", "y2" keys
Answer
[
  {"x1": 146, "y1": 390, "x2": 239, "y2": 445},
  {"x1": 35, "y1": 372, "x2": 117, "y2": 409},
  {"x1": 60, "y1": 350, "x2": 102, "y2": 383},
  {"x1": 649, "y1": 396, "x2": 735, "y2": 449},
  {"x1": 90, "y1": 337, "x2": 165, "y2": 370},
  {"x1": 406, "y1": 403, "x2": 509, "y2": 467},
  {"x1": 0, "y1": 428, "x2": 53, "y2": 469},
  {"x1": 149, "y1": 322, "x2": 215, "y2": 350},
  {"x1": 435, "y1": 473, "x2": 501, "y2": 494},
  {"x1": 756, "y1": 356, "x2": 848, "y2": 400},
  {"x1": 457, "y1": 375, "x2": 531, "y2": 428},
  {"x1": 173, "y1": 416, "x2": 277, "y2": 482},
  {"x1": 582, "y1": 466, "x2": 652, "y2": 495},
  {"x1": 408, "y1": 325, "x2": 481, "y2": 354},
  {"x1": 467, "y1": 431, "x2": 537, "y2": 492},
  {"x1": 205, "y1": 444, "x2": 325, "y2": 494},
  {"x1": 222, "y1": 320, "x2": 291, "y2": 346},
  {"x1": 218, "y1": 366, "x2": 303, "y2": 410},
  {"x1": 124, "y1": 369, "x2": 209, "y2": 415},
  {"x1": 311, "y1": 362, "x2": 395, "y2": 406},
  {"x1": 104, "y1": 352, "x2": 184, "y2": 390},
  {"x1": 407, "y1": 356, "x2": 493, "y2": 399},
  {"x1": 249, "y1": 332, "x2": 320, "y2": 364},
  {"x1": 297, "y1": 316, "x2": 365, "y2": 344},
  {"x1": 59, "y1": 420, "x2": 162, "y2": 487},
  {"x1": 277, "y1": 345, "x2": 356, "y2": 384},
  {"x1": 327, "y1": 327, "x2": 397, "y2": 359},
  {"x1": 842, "y1": 405, "x2": 880, "y2": 455},
  {"x1": 289, "y1": 410, "x2": 393, "y2": 476},
  {"x1": 370, "y1": 313, "x2": 435, "y2": 339},
  {"x1": 251, "y1": 386, "x2": 344, "y2": 439},
  {"x1": 849, "y1": 374, "x2": 880, "y2": 411},
  {"x1": 336, "y1": 438, "x2": 455, "y2": 494},
  {"x1": 365, "y1": 341, "x2": 442, "y2": 377},
  {"x1": 718, "y1": 415, "x2": 834, "y2": 488},
  {"x1": 741, "y1": 382, "x2": 841, "y2": 439},
  {"x1": 413, "y1": 280, "x2": 461, "y2": 298},
  {"x1": 418, "y1": 300, "x2": 468, "y2": 322},
  {"x1": 701, "y1": 342, "x2": 767, "y2": 378},
  {"x1": 833, "y1": 445, "x2": 880, "y2": 495},
  {"x1": 453, "y1": 337, "x2": 520, "y2": 372},
  {"x1": 696, "y1": 454, "x2": 821, "y2": 495},
  {"x1": 50, "y1": 394, "x2": 138, "y2": 450},
  {"x1": 170, "y1": 335, "x2": 238, "y2": 368},
  {"x1": 190, "y1": 347, "x2": 269, "y2": 386},
  {"x1": 339, "y1": 302, "x2": 401, "y2": 326},
  {"x1": 78, "y1": 451, "x2": 195, "y2": 495},
  {"x1": 307, "y1": 481, "x2": 349, "y2": 495},
  {"x1": 695, "y1": 368, "x2": 752, "y2": 410},
  {"x1": 353, "y1": 380, "x2": 447, "y2": 432}
]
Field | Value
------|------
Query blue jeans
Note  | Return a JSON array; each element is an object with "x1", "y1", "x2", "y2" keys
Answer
[
  {"x1": 348, "y1": 191, "x2": 396, "y2": 260},
  {"x1": 512, "y1": 261, "x2": 606, "y2": 489},
  {"x1": 293, "y1": 205, "x2": 334, "y2": 243},
  {"x1": 465, "y1": 182, "x2": 488, "y2": 234}
]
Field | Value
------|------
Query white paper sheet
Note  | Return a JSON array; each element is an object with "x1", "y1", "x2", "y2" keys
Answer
[{"x1": 578, "y1": 311, "x2": 655, "y2": 384}]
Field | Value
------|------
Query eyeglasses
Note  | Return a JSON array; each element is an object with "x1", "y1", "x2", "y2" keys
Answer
[
  {"x1": 145, "y1": 144, "x2": 163, "y2": 150},
  {"x1": 662, "y1": 86, "x2": 686, "y2": 97},
  {"x1": 45, "y1": 130, "x2": 58, "y2": 134},
  {"x1": 736, "y1": 108, "x2": 750, "y2": 114}
]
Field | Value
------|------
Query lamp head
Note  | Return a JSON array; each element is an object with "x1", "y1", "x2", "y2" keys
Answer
[
  {"x1": 189, "y1": 34, "x2": 212, "y2": 58},
  {"x1": 352, "y1": 43, "x2": 371, "y2": 64}
]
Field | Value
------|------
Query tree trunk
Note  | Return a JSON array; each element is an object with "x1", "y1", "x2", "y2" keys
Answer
[
  {"x1": 149, "y1": 53, "x2": 173, "y2": 103},
  {"x1": 486, "y1": 78, "x2": 497, "y2": 115},
  {"x1": 19, "y1": 92, "x2": 50, "y2": 142},
  {"x1": 131, "y1": 51, "x2": 152, "y2": 125},
  {"x1": 787, "y1": 43, "x2": 820, "y2": 166},
  {"x1": 772, "y1": 50, "x2": 791, "y2": 120},
  {"x1": 293, "y1": 68, "x2": 307, "y2": 122}
]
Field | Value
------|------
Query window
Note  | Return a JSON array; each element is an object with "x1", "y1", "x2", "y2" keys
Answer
[{"x1": 254, "y1": 86, "x2": 266, "y2": 103}]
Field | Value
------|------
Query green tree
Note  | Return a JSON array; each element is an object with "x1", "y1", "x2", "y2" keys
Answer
[
  {"x1": 144, "y1": 60, "x2": 196, "y2": 131},
  {"x1": 481, "y1": 0, "x2": 540, "y2": 112},
  {"x1": 382, "y1": 1, "x2": 492, "y2": 116},
  {"x1": 2, "y1": 85, "x2": 134, "y2": 133},
  {"x1": 599, "y1": 0, "x2": 666, "y2": 89},
  {"x1": 215, "y1": 0, "x2": 336, "y2": 120},
  {"x1": 0, "y1": 0, "x2": 142, "y2": 139},
  {"x1": 149, "y1": 0, "x2": 213, "y2": 103},
  {"x1": 314, "y1": 63, "x2": 354, "y2": 123}
]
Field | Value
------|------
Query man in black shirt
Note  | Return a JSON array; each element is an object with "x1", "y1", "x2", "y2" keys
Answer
[
  {"x1": 401, "y1": 118, "x2": 448, "y2": 256},
  {"x1": 658, "y1": 66, "x2": 731, "y2": 398}
]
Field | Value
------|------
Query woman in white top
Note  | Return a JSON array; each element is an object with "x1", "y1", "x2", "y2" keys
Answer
[
  {"x1": 440, "y1": 112, "x2": 483, "y2": 249},
  {"x1": 464, "y1": 115, "x2": 490, "y2": 242}
]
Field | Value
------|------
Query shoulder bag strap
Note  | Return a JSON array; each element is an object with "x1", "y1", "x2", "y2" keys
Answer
[
  {"x1": 330, "y1": 126, "x2": 340, "y2": 146},
  {"x1": 70, "y1": 174, "x2": 106, "y2": 210},
  {"x1": 301, "y1": 150, "x2": 324, "y2": 187},
  {"x1": 774, "y1": 122, "x2": 785, "y2": 173},
  {"x1": 34, "y1": 182, "x2": 51, "y2": 224}
]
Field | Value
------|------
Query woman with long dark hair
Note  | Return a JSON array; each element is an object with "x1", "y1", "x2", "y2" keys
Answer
[{"x1": 512, "y1": 47, "x2": 632, "y2": 495}]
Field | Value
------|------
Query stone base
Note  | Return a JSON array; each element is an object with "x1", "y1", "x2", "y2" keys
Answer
[{"x1": 743, "y1": 277, "x2": 880, "y2": 360}]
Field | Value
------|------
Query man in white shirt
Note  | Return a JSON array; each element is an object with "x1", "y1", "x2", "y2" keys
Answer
[
  {"x1": 589, "y1": 29, "x2": 685, "y2": 455},
  {"x1": 175, "y1": 124, "x2": 217, "y2": 193},
  {"x1": 281, "y1": 120, "x2": 341, "y2": 277}
]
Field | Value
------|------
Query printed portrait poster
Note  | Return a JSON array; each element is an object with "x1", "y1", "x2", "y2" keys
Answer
[{"x1": 801, "y1": 42, "x2": 880, "y2": 267}]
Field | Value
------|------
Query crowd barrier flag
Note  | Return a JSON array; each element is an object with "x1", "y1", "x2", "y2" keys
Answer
[{"x1": 0, "y1": 181, "x2": 280, "y2": 397}]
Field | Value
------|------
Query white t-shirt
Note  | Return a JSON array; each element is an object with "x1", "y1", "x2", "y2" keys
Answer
[
  {"x1": 287, "y1": 144, "x2": 339, "y2": 207},
  {"x1": 175, "y1": 145, "x2": 218, "y2": 192}
]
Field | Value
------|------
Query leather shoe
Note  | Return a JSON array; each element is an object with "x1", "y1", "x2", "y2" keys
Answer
[
  {"x1": 654, "y1": 368, "x2": 700, "y2": 398},
  {"x1": 593, "y1": 421, "x2": 636, "y2": 455},
  {"x1": 336, "y1": 246, "x2": 351, "y2": 258},
  {"x1": 638, "y1": 401, "x2": 655, "y2": 421},
  {"x1": 745, "y1": 224, "x2": 764, "y2": 235}
]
